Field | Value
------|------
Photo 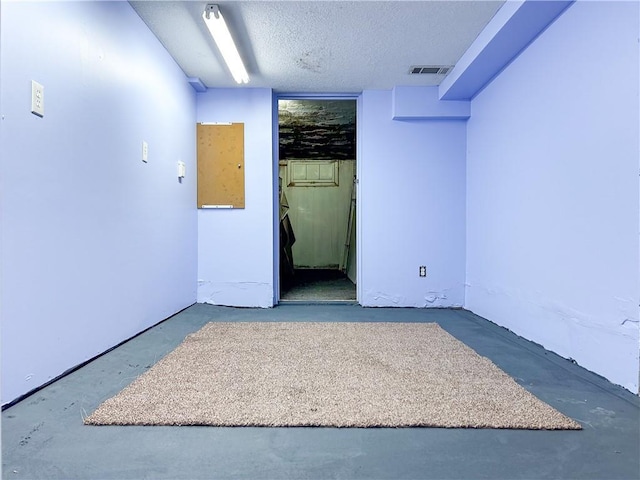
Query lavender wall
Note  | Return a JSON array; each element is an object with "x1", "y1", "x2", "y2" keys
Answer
[
  {"x1": 466, "y1": 1, "x2": 639, "y2": 391},
  {"x1": 0, "y1": 2, "x2": 198, "y2": 405},
  {"x1": 359, "y1": 90, "x2": 466, "y2": 307},
  {"x1": 196, "y1": 89, "x2": 275, "y2": 307}
]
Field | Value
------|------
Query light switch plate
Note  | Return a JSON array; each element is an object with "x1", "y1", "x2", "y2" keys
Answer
[
  {"x1": 178, "y1": 161, "x2": 186, "y2": 178},
  {"x1": 142, "y1": 141, "x2": 148, "y2": 162},
  {"x1": 31, "y1": 80, "x2": 44, "y2": 117}
]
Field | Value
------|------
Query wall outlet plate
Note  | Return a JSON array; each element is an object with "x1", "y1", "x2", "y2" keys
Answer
[
  {"x1": 419, "y1": 266, "x2": 427, "y2": 277},
  {"x1": 142, "y1": 141, "x2": 148, "y2": 162},
  {"x1": 31, "y1": 80, "x2": 44, "y2": 117}
]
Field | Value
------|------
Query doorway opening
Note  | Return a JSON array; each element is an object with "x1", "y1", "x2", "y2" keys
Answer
[{"x1": 277, "y1": 98, "x2": 357, "y2": 303}]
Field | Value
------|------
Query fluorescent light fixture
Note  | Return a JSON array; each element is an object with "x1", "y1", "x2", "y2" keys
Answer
[{"x1": 203, "y1": 4, "x2": 249, "y2": 84}]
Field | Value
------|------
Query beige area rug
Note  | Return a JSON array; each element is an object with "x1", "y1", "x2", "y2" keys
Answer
[{"x1": 85, "y1": 322, "x2": 581, "y2": 429}]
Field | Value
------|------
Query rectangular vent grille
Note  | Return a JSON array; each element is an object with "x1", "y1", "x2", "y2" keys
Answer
[{"x1": 409, "y1": 65, "x2": 453, "y2": 75}]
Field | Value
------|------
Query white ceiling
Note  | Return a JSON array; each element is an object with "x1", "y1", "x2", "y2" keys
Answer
[{"x1": 129, "y1": 1, "x2": 505, "y2": 93}]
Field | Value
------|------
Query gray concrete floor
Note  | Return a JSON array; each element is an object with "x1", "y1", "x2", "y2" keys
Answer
[
  {"x1": 2, "y1": 304, "x2": 639, "y2": 480},
  {"x1": 280, "y1": 270, "x2": 356, "y2": 302}
]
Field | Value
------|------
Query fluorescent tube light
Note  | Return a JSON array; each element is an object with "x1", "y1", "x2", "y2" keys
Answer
[{"x1": 203, "y1": 4, "x2": 249, "y2": 84}]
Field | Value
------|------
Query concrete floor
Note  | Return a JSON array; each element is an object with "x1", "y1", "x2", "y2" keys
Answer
[
  {"x1": 2, "y1": 304, "x2": 638, "y2": 480},
  {"x1": 280, "y1": 269, "x2": 356, "y2": 302}
]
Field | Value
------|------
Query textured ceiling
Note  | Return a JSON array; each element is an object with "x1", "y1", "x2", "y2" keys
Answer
[{"x1": 129, "y1": 1, "x2": 505, "y2": 93}]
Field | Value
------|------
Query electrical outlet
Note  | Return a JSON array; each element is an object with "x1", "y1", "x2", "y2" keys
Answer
[
  {"x1": 419, "y1": 266, "x2": 427, "y2": 277},
  {"x1": 142, "y1": 141, "x2": 148, "y2": 162},
  {"x1": 31, "y1": 80, "x2": 44, "y2": 117}
]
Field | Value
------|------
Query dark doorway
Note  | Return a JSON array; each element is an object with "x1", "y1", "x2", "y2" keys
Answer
[{"x1": 278, "y1": 98, "x2": 357, "y2": 303}]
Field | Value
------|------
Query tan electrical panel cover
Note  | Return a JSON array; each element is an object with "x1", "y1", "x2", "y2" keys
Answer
[{"x1": 197, "y1": 123, "x2": 245, "y2": 209}]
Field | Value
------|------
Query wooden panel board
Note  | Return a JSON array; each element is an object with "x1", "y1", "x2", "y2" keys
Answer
[{"x1": 197, "y1": 123, "x2": 245, "y2": 209}]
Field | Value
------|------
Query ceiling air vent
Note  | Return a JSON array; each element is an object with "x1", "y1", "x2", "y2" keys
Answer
[{"x1": 409, "y1": 65, "x2": 453, "y2": 75}]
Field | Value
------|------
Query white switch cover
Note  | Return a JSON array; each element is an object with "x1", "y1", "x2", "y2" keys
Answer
[
  {"x1": 178, "y1": 161, "x2": 186, "y2": 178},
  {"x1": 142, "y1": 141, "x2": 148, "y2": 162},
  {"x1": 31, "y1": 80, "x2": 44, "y2": 117}
]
